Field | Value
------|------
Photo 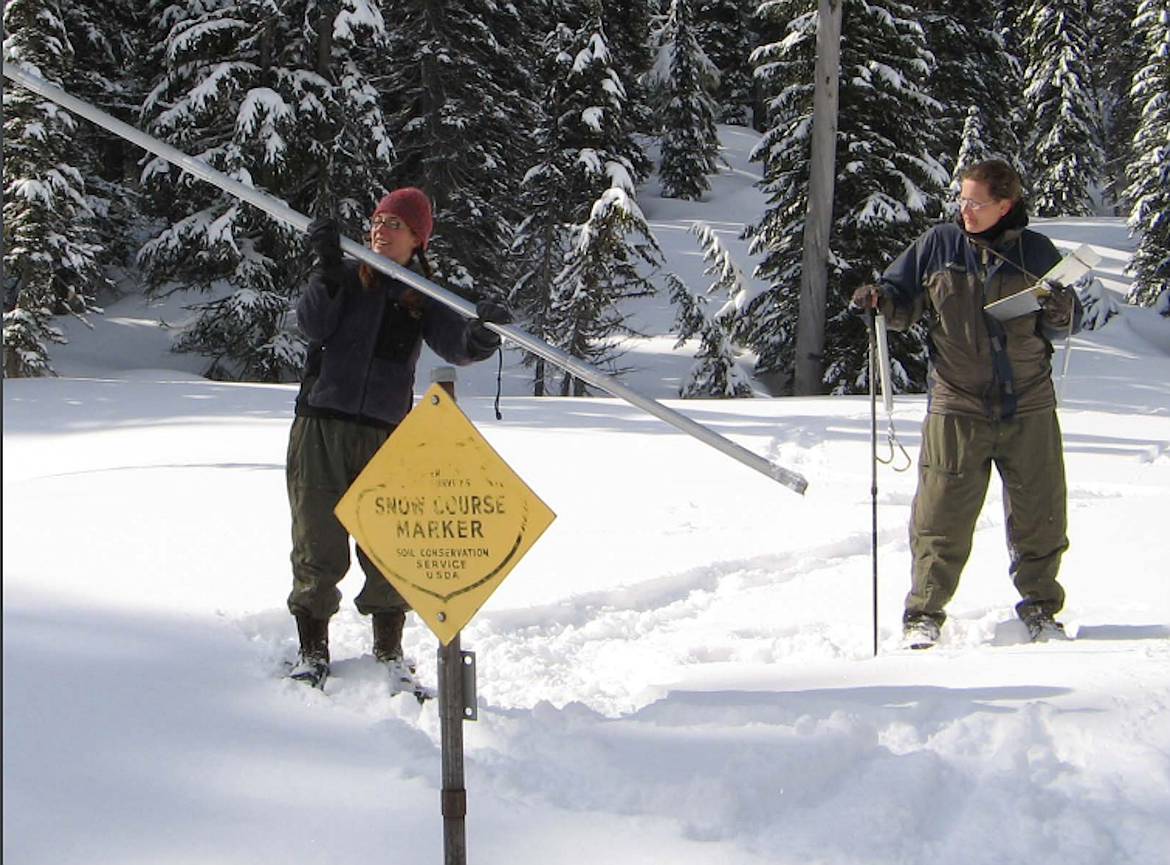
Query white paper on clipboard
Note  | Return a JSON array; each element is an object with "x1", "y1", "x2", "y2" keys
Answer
[{"x1": 983, "y1": 244, "x2": 1101, "y2": 321}]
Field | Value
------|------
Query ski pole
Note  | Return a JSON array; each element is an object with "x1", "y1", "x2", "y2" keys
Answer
[
  {"x1": 867, "y1": 309, "x2": 879, "y2": 658},
  {"x1": 3, "y1": 61, "x2": 808, "y2": 495},
  {"x1": 1057, "y1": 316, "x2": 1075, "y2": 405},
  {"x1": 867, "y1": 309, "x2": 912, "y2": 657}
]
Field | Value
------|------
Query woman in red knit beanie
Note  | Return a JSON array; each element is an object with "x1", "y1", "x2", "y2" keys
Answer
[{"x1": 285, "y1": 189, "x2": 511, "y2": 695}]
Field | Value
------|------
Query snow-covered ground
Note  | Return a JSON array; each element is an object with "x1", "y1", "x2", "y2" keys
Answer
[{"x1": 4, "y1": 127, "x2": 1169, "y2": 865}]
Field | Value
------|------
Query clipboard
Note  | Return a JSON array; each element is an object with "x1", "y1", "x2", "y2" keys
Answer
[{"x1": 983, "y1": 244, "x2": 1101, "y2": 321}]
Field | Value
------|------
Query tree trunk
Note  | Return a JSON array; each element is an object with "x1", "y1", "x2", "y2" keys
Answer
[
  {"x1": 316, "y1": 3, "x2": 337, "y2": 78},
  {"x1": 793, "y1": 0, "x2": 842, "y2": 395}
]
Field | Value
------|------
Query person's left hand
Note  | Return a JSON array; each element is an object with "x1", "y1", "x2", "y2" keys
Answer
[
  {"x1": 1039, "y1": 281, "x2": 1073, "y2": 327},
  {"x1": 469, "y1": 300, "x2": 513, "y2": 350}
]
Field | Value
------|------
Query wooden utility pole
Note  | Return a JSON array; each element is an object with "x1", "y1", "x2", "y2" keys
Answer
[
  {"x1": 2, "y1": 0, "x2": 7, "y2": 299},
  {"x1": 793, "y1": 0, "x2": 843, "y2": 395}
]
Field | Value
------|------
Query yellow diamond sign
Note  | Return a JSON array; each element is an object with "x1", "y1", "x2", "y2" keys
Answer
[{"x1": 334, "y1": 383, "x2": 556, "y2": 645}]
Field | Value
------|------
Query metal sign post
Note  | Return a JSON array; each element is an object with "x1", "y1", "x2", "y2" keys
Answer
[
  {"x1": 438, "y1": 629, "x2": 469, "y2": 865},
  {"x1": 433, "y1": 368, "x2": 468, "y2": 865},
  {"x1": 2, "y1": 61, "x2": 809, "y2": 496},
  {"x1": 335, "y1": 364, "x2": 552, "y2": 864}
]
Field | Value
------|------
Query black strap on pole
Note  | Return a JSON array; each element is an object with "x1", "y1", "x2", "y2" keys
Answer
[{"x1": 868, "y1": 308, "x2": 879, "y2": 657}]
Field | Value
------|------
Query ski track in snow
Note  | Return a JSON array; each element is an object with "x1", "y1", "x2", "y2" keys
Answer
[
  {"x1": 223, "y1": 361, "x2": 1170, "y2": 864},
  {"x1": 230, "y1": 501, "x2": 1170, "y2": 865},
  {"x1": 234, "y1": 601, "x2": 1170, "y2": 865}
]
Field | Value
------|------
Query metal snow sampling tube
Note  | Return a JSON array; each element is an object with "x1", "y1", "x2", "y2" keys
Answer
[{"x1": 3, "y1": 62, "x2": 809, "y2": 495}]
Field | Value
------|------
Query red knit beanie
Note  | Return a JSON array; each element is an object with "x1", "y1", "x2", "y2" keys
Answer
[{"x1": 373, "y1": 187, "x2": 433, "y2": 250}]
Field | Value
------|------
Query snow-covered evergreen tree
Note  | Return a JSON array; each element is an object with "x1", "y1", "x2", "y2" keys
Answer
[
  {"x1": 550, "y1": 187, "x2": 662, "y2": 396},
  {"x1": 3, "y1": 0, "x2": 106, "y2": 377},
  {"x1": 919, "y1": 3, "x2": 1023, "y2": 176},
  {"x1": 736, "y1": 1, "x2": 813, "y2": 391},
  {"x1": 534, "y1": 6, "x2": 663, "y2": 395},
  {"x1": 736, "y1": 1, "x2": 813, "y2": 394},
  {"x1": 511, "y1": 8, "x2": 663, "y2": 396},
  {"x1": 597, "y1": 0, "x2": 657, "y2": 177},
  {"x1": 954, "y1": 106, "x2": 994, "y2": 181},
  {"x1": 999, "y1": 0, "x2": 1029, "y2": 28},
  {"x1": 694, "y1": 0, "x2": 757, "y2": 126},
  {"x1": 379, "y1": 0, "x2": 536, "y2": 301},
  {"x1": 556, "y1": 1, "x2": 653, "y2": 215},
  {"x1": 137, "y1": 0, "x2": 396, "y2": 381},
  {"x1": 63, "y1": 0, "x2": 148, "y2": 275},
  {"x1": 509, "y1": 21, "x2": 576, "y2": 396},
  {"x1": 1123, "y1": 0, "x2": 1170, "y2": 312},
  {"x1": 743, "y1": 0, "x2": 943, "y2": 395},
  {"x1": 667, "y1": 223, "x2": 753, "y2": 397},
  {"x1": 1020, "y1": 0, "x2": 1104, "y2": 216},
  {"x1": 648, "y1": 0, "x2": 721, "y2": 200},
  {"x1": 1094, "y1": 0, "x2": 1143, "y2": 213},
  {"x1": 600, "y1": 0, "x2": 656, "y2": 88},
  {"x1": 1079, "y1": 276, "x2": 1125, "y2": 330}
]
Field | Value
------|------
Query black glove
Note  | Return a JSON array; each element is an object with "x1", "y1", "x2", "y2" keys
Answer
[
  {"x1": 468, "y1": 299, "x2": 513, "y2": 351},
  {"x1": 1038, "y1": 281, "x2": 1073, "y2": 327},
  {"x1": 850, "y1": 284, "x2": 883, "y2": 313},
  {"x1": 306, "y1": 216, "x2": 342, "y2": 268}
]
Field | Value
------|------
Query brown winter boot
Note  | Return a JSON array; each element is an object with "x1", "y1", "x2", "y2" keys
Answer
[
  {"x1": 372, "y1": 612, "x2": 405, "y2": 663},
  {"x1": 289, "y1": 615, "x2": 330, "y2": 689}
]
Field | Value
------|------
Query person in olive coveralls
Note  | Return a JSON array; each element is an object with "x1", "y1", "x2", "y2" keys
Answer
[{"x1": 853, "y1": 160, "x2": 1082, "y2": 649}]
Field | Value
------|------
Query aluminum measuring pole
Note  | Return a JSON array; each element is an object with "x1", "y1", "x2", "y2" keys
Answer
[{"x1": 3, "y1": 62, "x2": 808, "y2": 495}]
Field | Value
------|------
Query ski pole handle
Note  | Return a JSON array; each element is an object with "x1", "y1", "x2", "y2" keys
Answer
[{"x1": 874, "y1": 312, "x2": 894, "y2": 416}]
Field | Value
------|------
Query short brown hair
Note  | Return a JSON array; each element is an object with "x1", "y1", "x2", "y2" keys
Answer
[{"x1": 960, "y1": 159, "x2": 1023, "y2": 203}]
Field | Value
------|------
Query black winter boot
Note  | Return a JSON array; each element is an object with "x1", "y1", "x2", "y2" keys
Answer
[
  {"x1": 901, "y1": 612, "x2": 942, "y2": 650},
  {"x1": 372, "y1": 612, "x2": 405, "y2": 663},
  {"x1": 372, "y1": 612, "x2": 433, "y2": 702},
  {"x1": 290, "y1": 615, "x2": 330, "y2": 689}
]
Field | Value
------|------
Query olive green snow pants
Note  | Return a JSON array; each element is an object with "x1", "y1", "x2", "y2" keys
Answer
[
  {"x1": 286, "y1": 415, "x2": 409, "y2": 619},
  {"x1": 905, "y1": 410, "x2": 1069, "y2": 623}
]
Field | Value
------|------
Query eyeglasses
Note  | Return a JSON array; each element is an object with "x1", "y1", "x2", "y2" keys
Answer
[
  {"x1": 956, "y1": 197, "x2": 997, "y2": 211},
  {"x1": 371, "y1": 215, "x2": 408, "y2": 231}
]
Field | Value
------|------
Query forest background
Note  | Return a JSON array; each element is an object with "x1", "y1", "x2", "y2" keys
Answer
[{"x1": 3, "y1": 0, "x2": 1168, "y2": 394}]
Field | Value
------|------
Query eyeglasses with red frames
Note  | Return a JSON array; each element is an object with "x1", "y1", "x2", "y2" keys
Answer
[{"x1": 371, "y1": 215, "x2": 409, "y2": 231}]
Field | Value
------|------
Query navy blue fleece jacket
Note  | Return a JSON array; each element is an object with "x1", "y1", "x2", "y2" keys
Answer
[
  {"x1": 876, "y1": 209, "x2": 1082, "y2": 419},
  {"x1": 295, "y1": 261, "x2": 495, "y2": 427}
]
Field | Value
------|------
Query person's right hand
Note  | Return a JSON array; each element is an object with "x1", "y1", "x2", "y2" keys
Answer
[
  {"x1": 850, "y1": 284, "x2": 883, "y2": 312},
  {"x1": 307, "y1": 217, "x2": 342, "y2": 268}
]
